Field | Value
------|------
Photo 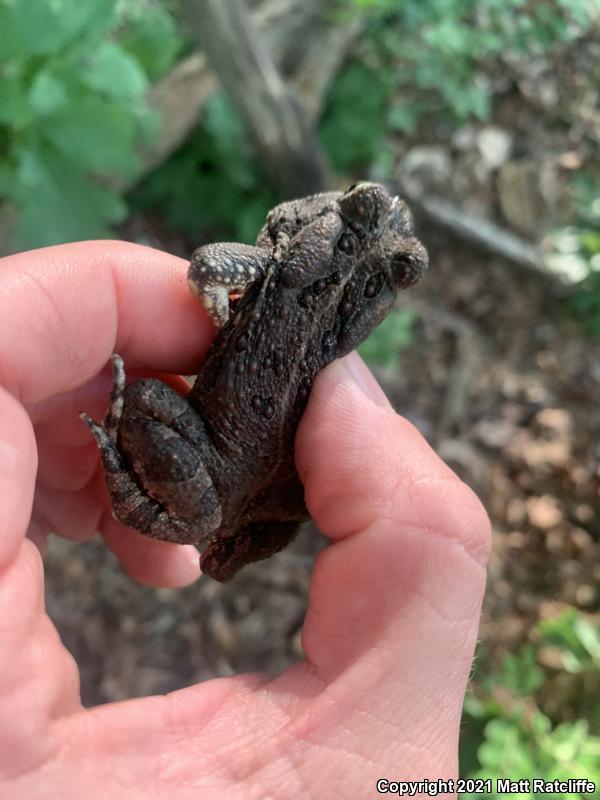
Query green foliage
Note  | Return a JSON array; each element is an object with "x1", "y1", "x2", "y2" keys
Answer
[
  {"x1": 565, "y1": 174, "x2": 600, "y2": 335},
  {"x1": 358, "y1": 307, "x2": 416, "y2": 368},
  {"x1": 472, "y1": 715, "x2": 600, "y2": 793},
  {"x1": 569, "y1": 271, "x2": 600, "y2": 336},
  {"x1": 118, "y1": 0, "x2": 182, "y2": 80},
  {"x1": 324, "y1": 0, "x2": 599, "y2": 171},
  {"x1": 320, "y1": 62, "x2": 393, "y2": 174},
  {"x1": 131, "y1": 92, "x2": 276, "y2": 244},
  {"x1": 0, "y1": 0, "x2": 182, "y2": 249},
  {"x1": 461, "y1": 609, "x2": 600, "y2": 793},
  {"x1": 539, "y1": 607, "x2": 600, "y2": 673}
]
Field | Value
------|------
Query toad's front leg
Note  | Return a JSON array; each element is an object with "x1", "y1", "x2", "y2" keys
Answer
[
  {"x1": 189, "y1": 242, "x2": 272, "y2": 327},
  {"x1": 82, "y1": 355, "x2": 222, "y2": 544}
]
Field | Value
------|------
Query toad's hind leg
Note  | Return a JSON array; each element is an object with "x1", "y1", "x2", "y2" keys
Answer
[
  {"x1": 82, "y1": 356, "x2": 222, "y2": 544},
  {"x1": 200, "y1": 521, "x2": 302, "y2": 582}
]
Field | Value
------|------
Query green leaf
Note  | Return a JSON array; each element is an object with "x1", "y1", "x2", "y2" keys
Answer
[
  {"x1": 14, "y1": 144, "x2": 126, "y2": 248},
  {"x1": 573, "y1": 617, "x2": 600, "y2": 663},
  {"x1": 0, "y1": 0, "x2": 116, "y2": 61},
  {"x1": 44, "y1": 96, "x2": 138, "y2": 174},
  {"x1": 236, "y1": 195, "x2": 275, "y2": 244},
  {"x1": 204, "y1": 93, "x2": 246, "y2": 152},
  {"x1": 359, "y1": 308, "x2": 417, "y2": 367},
  {"x1": 580, "y1": 231, "x2": 600, "y2": 257},
  {"x1": 320, "y1": 63, "x2": 390, "y2": 171},
  {"x1": 538, "y1": 609, "x2": 600, "y2": 669},
  {"x1": 453, "y1": 82, "x2": 491, "y2": 121},
  {"x1": 0, "y1": 71, "x2": 29, "y2": 125},
  {"x1": 135, "y1": 105, "x2": 161, "y2": 146},
  {"x1": 423, "y1": 19, "x2": 471, "y2": 55},
  {"x1": 119, "y1": 1, "x2": 182, "y2": 80},
  {"x1": 130, "y1": 117, "x2": 274, "y2": 243},
  {"x1": 83, "y1": 42, "x2": 148, "y2": 100},
  {"x1": 0, "y1": 0, "x2": 63, "y2": 60},
  {"x1": 29, "y1": 70, "x2": 68, "y2": 116},
  {"x1": 485, "y1": 645, "x2": 544, "y2": 695},
  {"x1": 477, "y1": 718, "x2": 536, "y2": 776},
  {"x1": 387, "y1": 102, "x2": 422, "y2": 134},
  {"x1": 0, "y1": 161, "x2": 16, "y2": 196}
]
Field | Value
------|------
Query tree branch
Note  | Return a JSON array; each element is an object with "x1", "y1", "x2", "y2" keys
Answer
[
  {"x1": 136, "y1": 53, "x2": 217, "y2": 185},
  {"x1": 184, "y1": 0, "x2": 331, "y2": 196},
  {"x1": 118, "y1": 0, "x2": 359, "y2": 193},
  {"x1": 396, "y1": 182, "x2": 562, "y2": 284}
]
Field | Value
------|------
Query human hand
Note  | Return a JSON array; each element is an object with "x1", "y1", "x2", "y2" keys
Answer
[{"x1": 0, "y1": 242, "x2": 489, "y2": 799}]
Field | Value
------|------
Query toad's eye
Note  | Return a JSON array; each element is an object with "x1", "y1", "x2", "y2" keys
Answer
[
  {"x1": 364, "y1": 272, "x2": 385, "y2": 298},
  {"x1": 353, "y1": 195, "x2": 374, "y2": 224},
  {"x1": 392, "y1": 252, "x2": 421, "y2": 289},
  {"x1": 337, "y1": 232, "x2": 357, "y2": 255},
  {"x1": 339, "y1": 183, "x2": 380, "y2": 230}
]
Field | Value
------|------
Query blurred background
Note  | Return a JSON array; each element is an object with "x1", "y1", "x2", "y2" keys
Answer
[{"x1": 1, "y1": 0, "x2": 599, "y2": 787}]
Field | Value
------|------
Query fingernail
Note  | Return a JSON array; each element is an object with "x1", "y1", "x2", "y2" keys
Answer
[
  {"x1": 341, "y1": 353, "x2": 393, "y2": 410},
  {"x1": 177, "y1": 545, "x2": 201, "y2": 580}
]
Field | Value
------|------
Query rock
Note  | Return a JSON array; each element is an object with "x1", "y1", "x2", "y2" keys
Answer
[
  {"x1": 477, "y1": 126, "x2": 513, "y2": 170},
  {"x1": 397, "y1": 146, "x2": 453, "y2": 192},
  {"x1": 452, "y1": 125, "x2": 477, "y2": 151},
  {"x1": 497, "y1": 159, "x2": 546, "y2": 238},
  {"x1": 498, "y1": 158, "x2": 567, "y2": 239},
  {"x1": 535, "y1": 408, "x2": 572, "y2": 436},
  {"x1": 526, "y1": 495, "x2": 563, "y2": 529},
  {"x1": 473, "y1": 418, "x2": 517, "y2": 449}
]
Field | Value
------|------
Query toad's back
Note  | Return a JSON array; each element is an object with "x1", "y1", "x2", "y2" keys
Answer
[{"x1": 83, "y1": 183, "x2": 428, "y2": 581}]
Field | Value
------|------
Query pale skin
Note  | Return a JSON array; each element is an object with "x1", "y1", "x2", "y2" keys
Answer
[{"x1": 0, "y1": 241, "x2": 490, "y2": 799}]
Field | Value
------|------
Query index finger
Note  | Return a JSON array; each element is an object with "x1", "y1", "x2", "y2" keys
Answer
[{"x1": 0, "y1": 240, "x2": 213, "y2": 406}]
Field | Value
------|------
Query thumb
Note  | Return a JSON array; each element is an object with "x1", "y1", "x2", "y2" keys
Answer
[
  {"x1": 295, "y1": 354, "x2": 490, "y2": 770},
  {"x1": 0, "y1": 388, "x2": 79, "y2": 777}
]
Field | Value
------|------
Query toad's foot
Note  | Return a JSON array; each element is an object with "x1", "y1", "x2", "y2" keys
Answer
[{"x1": 81, "y1": 356, "x2": 222, "y2": 544}]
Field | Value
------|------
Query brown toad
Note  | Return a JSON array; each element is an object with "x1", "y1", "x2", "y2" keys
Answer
[{"x1": 83, "y1": 182, "x2": 428, "y2": 581}]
